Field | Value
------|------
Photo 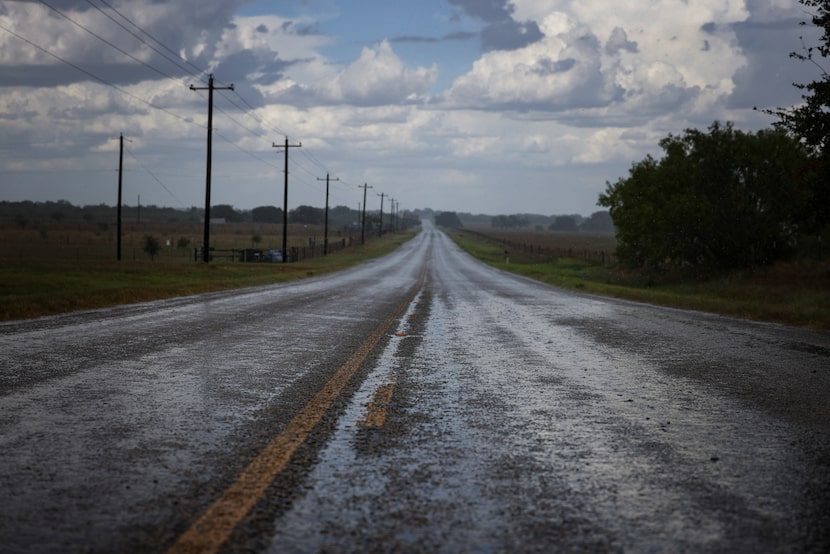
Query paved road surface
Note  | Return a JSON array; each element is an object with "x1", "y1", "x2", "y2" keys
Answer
[{"x1": 1, "y1": 222, "x2": 828, "y2": 553}]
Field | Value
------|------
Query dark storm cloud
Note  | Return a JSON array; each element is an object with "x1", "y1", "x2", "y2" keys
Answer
[
  {"x1": 728, "y1": 17, "x2": 822, "y2": 110},
  {"x1": 480, "y1": 19, "x2": 543, "y2": 51},
  {"x1": 447, "y1": 0, "x2": 512, "y2": 23},
  {"x1": 532, "y1": 58, "x2": 577, "y2": 75},
  {"x1": 0, "y1": 60, "x2": 184, "y2": 88},
  {"x1": 294, "y1": 22, "x2": 320, "y2": 36},
  {"x1": 448, "y1": 0, "x2": 544, "y2": 51},
  {"x1": 213, "y1": 51, "x2": 292, "y2": 84},
  {"x1": 605, "y1": 27, "x2": 638, "y2": 55},
  {"x1": 0, "y1": 0, "x2": 303, "y2": 96},
  {"x1": 211, "y1": 51, "x2": 306, "y2": 108},
  {"x1": 389, "y1": 31, "x2": 477, "y2": 44}
]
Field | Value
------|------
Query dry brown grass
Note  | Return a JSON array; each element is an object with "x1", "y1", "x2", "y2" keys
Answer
[
  {"x1": 0, "y1": 220, "x2": 345, "y2": 262},
  {"x1": 457, "y1": 225, "x2": 617, "y2": 264}
]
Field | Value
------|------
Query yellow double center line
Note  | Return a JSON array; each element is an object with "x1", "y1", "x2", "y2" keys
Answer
[
  {"x1": 357, "y1": 374, "x2": 398, "y2": 429},
  {"x1": 168, "y1": 267, "x2": 426, "y2": 554}
]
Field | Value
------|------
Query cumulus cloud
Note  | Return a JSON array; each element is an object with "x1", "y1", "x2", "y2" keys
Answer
[
  {"x1": 442, "y1": 20, "x2": 623, "y2": 112},
  {"x1": 0, "y1": 0, "x2": 249, "y2": 86},
  {"x1": 276, "y1": 41, "x2": 438, "y2": 107},
  {"x1": 605, "y1": 27, "x2": 638, "y2": 55},
  {"x1": 440, "y1": 0, "x2": 761, "y2": 127},
  {"x1": 448, "y1": 0, "x2": 544, "y2": 51}
]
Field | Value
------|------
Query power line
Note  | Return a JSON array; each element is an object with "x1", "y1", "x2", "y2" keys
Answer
[
  {"x1": 37, "y1": 0, "x2": 181, "y2": 84},
  {"x1": 83, "y1": 0, "x2": 201, "y2": 80},
  {"x1": 229, "y1": 89, "x2": 292, "y2": 138},
  {"x1": 301, "y1": 148, "x2": 329, "y2": 173},
  {"x1": 0, "y1": 20, "x2": 194, "y2": 125},
  {"x1": 124, "y1": 143, "x2": 186, "y2": 206},
  {"x1": 214, "y1": 103, "x2": 267, "y2": 139},
  {"x1": 94, "y1": 0, "x2": 206, "y2": 78},
  {"x1": 213, "y1": 130, "x2": 282, "y2": 170}
]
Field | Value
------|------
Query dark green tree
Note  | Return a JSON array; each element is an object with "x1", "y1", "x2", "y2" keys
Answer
[
  {"x1": 492, "y1": 214, "x2": 529, "y2": 228},
  {"x1": 142, "y1": 235, "x2": 161, "y2": 260},
  {"x1": 252, "y1": 205, "x2": 282, "y2": 223},
  {"x1": 211, "y1": 204, "x2": 243, "y2": 222},
  {"x1": 599, "y1": 122, "x2": 810, "y2": 271},
  {"x1": 765, "y1": 0, "x2": 830, "y2": 237},
  {"x1": 329, "y1": 205, "x2": 358, "y2": 228},
  {"x1": 580, "y1": 211, "x2": 614, "y2": 233},
  {"x1": 289, "y1": 205, "x2": 325, "y2": 225},
  {"x1": 549, "y1": 216, "x2": 578, "y2": 232},
  {"x1": 435, "y1": 211, "x2": 463, "y2": 228}
]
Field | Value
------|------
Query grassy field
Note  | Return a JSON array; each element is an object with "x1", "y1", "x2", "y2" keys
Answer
[
  {"x1": 0, "y1": 221, "x2": 415, "y2": 321},
  {"x1": 0, "y1": 220, "x2": 343, "y2": 262},
  {"x1": 448, "y1": 228, "x2": 830, "y2": 331}
]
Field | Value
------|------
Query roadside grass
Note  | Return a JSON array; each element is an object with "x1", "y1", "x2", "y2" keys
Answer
[
  {"x1": 447, "y1": 229, "x2": 830, "y2": 331},
  {"x1": 0, "y1": 231, "x2": 416, "y2": 321}
]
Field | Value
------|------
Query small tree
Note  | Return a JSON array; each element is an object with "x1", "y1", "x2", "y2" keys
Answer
[
  {"x1": 143, "y1": 234, "x2": 161, "y2": 260},
  {"x1": 549, "y1": 216, "x2": 578, "y2": 232},
  {"x1": 252, "y1": 205, "x2": 282, "y2": 223},
  {"x1": 176, "y1": 236, "x2": 190, "y2": 250},
  {"x1": 435, "y1": 211, "x2": 463, "y2": 228}
]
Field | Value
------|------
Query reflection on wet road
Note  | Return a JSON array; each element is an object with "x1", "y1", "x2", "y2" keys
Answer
[{"x1": 1, "y1": 223, "x2": 829, "y2": 552}]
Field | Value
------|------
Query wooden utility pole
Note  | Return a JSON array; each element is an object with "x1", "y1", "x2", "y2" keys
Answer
[
  {"x1": 359, "y1": 183, "x2": 373, "y2": 245},
  {"x1": 117, "y1": 133, "x2": 123, "y2": 261},
  {"x1": 273, "y1": 137, "x2": 301, "y2": 262},
  {"x1": 190, "y1": 74, "x2": 234, "y2": 262},
  {"x1": 377, "y1": 192, "x2": 385, "y2": 238},
  {"x1": 317, "y1": 173, "x2": 339, "y2": 255}
]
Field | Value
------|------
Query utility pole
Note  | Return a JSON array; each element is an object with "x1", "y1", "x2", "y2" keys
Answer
[
  {"x1": 359, "y1": 183, "x2": 373, "y2": 245},
  {"x1": 273, "y1": 137, "x2": 302, "y2": 262},
  {"x1": 117, "y1": 133, "x2": 123, "y2": 261},
  {"x1": 317, "y1": 173, "x2": 339, "y2": 255},
  {"x1": 377, "y1": 192, "x2": 385, "y2": 238},
  {"x1": 190, "y1": 73, "x2": 234, "y2": 262}
]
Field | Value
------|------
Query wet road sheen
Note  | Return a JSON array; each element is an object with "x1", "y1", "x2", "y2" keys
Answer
[{"x1": 1, "y1": 223, "x2": 829, "y2": 553}]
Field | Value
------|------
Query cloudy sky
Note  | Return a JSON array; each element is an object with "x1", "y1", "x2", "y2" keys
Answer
[{"x1": 0, "y1": 0, "x2": 821, "y2": 216}]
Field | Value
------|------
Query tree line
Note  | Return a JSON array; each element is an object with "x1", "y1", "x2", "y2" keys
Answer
[
  {"x1": 434, "y1": 211, "x2": 614, "y2": 233},
  {"x1": 0, "y1": 200, "x2": 399, "y2": 230},
  {"x1": 599, "y1": 0, "x2": 830, "y2": 272}
]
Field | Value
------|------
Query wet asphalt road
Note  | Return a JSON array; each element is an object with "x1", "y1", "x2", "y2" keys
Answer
[{"x1": 1, "y1": 222, "x2": 829, "y2": 553}]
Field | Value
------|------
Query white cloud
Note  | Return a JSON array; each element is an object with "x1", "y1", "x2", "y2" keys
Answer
[
  {"x1": 442, "y1": 0, "x2": 751, "y2": 128},
  {"x1": 275, "y1": 41, "x2": 438, "y2": 107}
]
